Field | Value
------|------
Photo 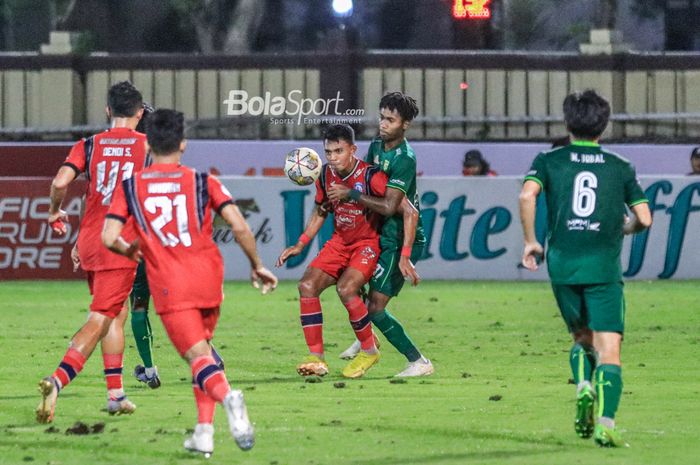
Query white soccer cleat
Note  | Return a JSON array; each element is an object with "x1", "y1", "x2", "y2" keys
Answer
[
  {"x1": 184, "y1": 423, "x2": 214, "y2": 458},
  {"x1": 339, "y1": 339, "x2": 362, "y2": 360},
  {"x1": 224, "y1": 390, "x2": 255, "y2": 451},
  {"x1": 394, "y1": 357, "x2": 435, "y2": 378}
]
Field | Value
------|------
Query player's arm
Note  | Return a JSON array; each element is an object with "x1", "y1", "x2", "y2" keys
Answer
[
  {"x1": 276, "y1": 204, "x2": 328, "y2": 267},
  {"x1": 219, "y1": 203, "x2": 278, "y2": 294},
  {"x1": 48, "y1": 165, "x2": 78, "y2": 235},
  {"x1": 623, "y1": 202, "x2": 652, "y2": 235},
  {"x1": 398, "y1": 197, "x2": 420, "y2": 286},
  {"x1": 102, "y1": 218, "x2": 142, "y2": 261},
  {"x1": 519, "y1": 180, "x2": 544, "y2": 271},
  {"x1": 330, "y1": 186, "x2": 405, "y2": 217}
]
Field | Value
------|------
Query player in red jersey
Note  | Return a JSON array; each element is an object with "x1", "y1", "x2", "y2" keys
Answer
[
  {"x1": 102, "y1": 109, "x2": 278, "y2": 457},
  {"x1": 276, "y1": 124, "x2": 419, "y2": 379},
  {"x1": 37, "y1": 81, "x2": 147, "y2": 424}
]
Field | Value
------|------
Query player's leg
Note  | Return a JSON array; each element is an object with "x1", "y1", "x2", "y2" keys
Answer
[
  {"x1": 37, "y1": 269, "x2": 133, "y2": 423},
  {"x1": 160, "y1": 308, "x2": 253, "y2": 454},
  {"x1": 101, "y1": 305, "x2": 136, "y2": 415},
  {"x1": 130, "y1": 261, "x2": 160, "y2": 388},
  {"x1": 586, "y1": 282, "x2": 628, "y2": 447},
  {"x1": 336, "y1": 265, "x2": 380, "y2": 378},
  {"x1": 551, "y1": 283, "x2": 596, "y2": 438},
  {"x1": 37, "y1": 311, "x2": 113, "y2": 423},
  {"x1": 296, "y1": 266, "x2": 336, "y2": 376}
]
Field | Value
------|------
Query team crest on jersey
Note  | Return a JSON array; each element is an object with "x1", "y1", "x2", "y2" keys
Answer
[
  {"x1": 353, "y1": 182, "x2": 363, "y2": 192},
  {"x1": 383, "y1": 160, "x2": 389, "y2": 171},
  {"x1": 396, "y1": 148, "x2": 402, "y2": 155}
]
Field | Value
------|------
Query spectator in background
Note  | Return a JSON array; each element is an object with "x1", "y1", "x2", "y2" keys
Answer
[
  {"x1": 688, "y1": 147, "x2": 700, "y2": 175},
  {"x1": 462, "y1": 150, "x2": 497, "y2": 176}
]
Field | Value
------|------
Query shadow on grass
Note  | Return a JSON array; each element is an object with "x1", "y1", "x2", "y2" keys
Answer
[{"x1": 351, "y1": 447, "x2": 567, "y2": 465}]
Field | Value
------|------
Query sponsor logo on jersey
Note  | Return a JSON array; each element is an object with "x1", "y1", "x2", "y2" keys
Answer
[
  {"x1": 100, "y1": 138, "x2": 137, "y2": 145},
  {"x1": 389, "y1": 178, "x2": 406, "y2": 187},
  {"x1": 567, "y1": 218, "x2": 600, "y2": 231},
  {"x1": 147, "y1": 182, "x2": 181, "y2": 194},
  {"x1": 383, "y1": 160, "x2": 390, "y2": 171}
]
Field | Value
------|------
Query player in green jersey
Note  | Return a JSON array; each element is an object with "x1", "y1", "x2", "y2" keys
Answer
[
  {"x1": 328, "y1": 92, "x2": 433, "y2": 377},
  {"x1": 519, "y1": 90, "x2": 652, "y2": 447}
]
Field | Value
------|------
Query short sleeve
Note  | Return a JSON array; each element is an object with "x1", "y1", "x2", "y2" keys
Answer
[
  {"x1": 63, "y1": 139, "x2": 87, "y2": 176},
  {"x1": 524, "y1": 152, "x2": 547, "y2": 190},
  {"x1": 207, "y1": 175, "x2": 234, "y2": 214},
  {"x1": 623, "y1": 163, "x2": 647, "y2": 207},
  {"x1": 368, "y1": 169, "x2": 388, "y2": 197},
  {"x1": 106, "y1": 180, "x2": 130, "y2": 223},
  {"x1": 386, "y1": 155, "x2": 415, "y2": 194},
  {"x1": 314, "y1": 177, "x2": 327, "y2": 205}
]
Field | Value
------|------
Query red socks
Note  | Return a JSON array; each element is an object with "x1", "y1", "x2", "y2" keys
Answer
[
  {"x1": 300, "y1": 297, "x2": 324, "y2": 355},
  {"x1": 52, "y1": 348, "x2": 87, "y2": 391},
  {"x1": 343, "y1": 296, "x2": 376, "y2": 351},
  {"x1": 191, "y1": 355, "x2": 230, "y2": 403}
]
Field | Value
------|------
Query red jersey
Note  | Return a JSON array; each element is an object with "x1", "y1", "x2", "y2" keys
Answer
[
  {"x1": 107, "y1": 163, "x2": 234, "y2": 314},
  {"x1": 314, "y1": 159, "x2": 388, "y2": 245},
  {"x1": 63, "y1": 127, "x2": 148, "y2": 271}
]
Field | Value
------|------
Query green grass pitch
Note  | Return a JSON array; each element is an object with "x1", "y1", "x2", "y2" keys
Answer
[{"x1": 0, "y1": 280, "x2": 698, "y2": 465}]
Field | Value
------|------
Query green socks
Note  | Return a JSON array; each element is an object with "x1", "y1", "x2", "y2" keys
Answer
[
  {"x1": 596, "y1": 364, "x2": 623, "y2": 419},
  {"x1": 131, "y1": 310, "x2": 154, "y2": 368},
  {"x1": 569, "y1": 343, "x2": 596, "y2": 385},
  {"x1": 370, "y1": 309, "x2": 421, "y2": 362}
]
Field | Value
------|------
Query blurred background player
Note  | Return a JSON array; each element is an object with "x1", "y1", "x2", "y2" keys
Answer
[
  {"x1": 328, "y1": 92, "x2": 432, "y2": 377},
  {"x1": 130, "y1": 102, "x2": 161, "y2": 388},
  {"x1": 462, "y1": 149, "x2": 497, "y2": 176},
  {"x1": 37, "y1": 81, "x2": 147, "y2": 423},
  {"x1": 276, "y1": 124, "x2": 419, "y2": 379},
  {"x1": 688, "y1": 147, "x2": 700, "y2": 175},
  {"x1": 103, "y1": 109, "x2": 278, "y2": 457},
  {"x1": 519, "y1": 89, "x2": 652, "y2": 447}
]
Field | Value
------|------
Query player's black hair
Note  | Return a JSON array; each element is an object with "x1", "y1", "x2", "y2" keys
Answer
[
  {"x1": 379, "y1": 91, "x2": 420, "y2": 122},
  {"x1": 135, "y1": 102, "x2": 155, "y2": 134},
  {"x1": 107, "y1": 81, "x2": 143, "y2": 118},
  {"x1": 146, "y1": 109, "x2": 185, "y2": 155},
  {"x1": 563, "y1": 90, "x2": 610, "y2": 140},
  {"x1": 323, "y1": 124, "x2": 355, "y2": 145}
]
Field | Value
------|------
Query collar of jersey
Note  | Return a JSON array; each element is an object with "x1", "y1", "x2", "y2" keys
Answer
[
  {"x1": 332, "y1": 159, "x2": 360, "y2": 181},
  {"x1": 148, "y1": 162, "x2": 181, "y2": 170},
  {"x1": 381, "y1": 138, "x2": 405, "y2": 154},
  {"x1": 570, "y1": 140, "x2": 600, "y2": 147}
]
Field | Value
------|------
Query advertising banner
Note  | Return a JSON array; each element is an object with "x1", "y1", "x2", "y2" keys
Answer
[{"x1": 2, "y1": 176, "x2": 698, "y2": 281}]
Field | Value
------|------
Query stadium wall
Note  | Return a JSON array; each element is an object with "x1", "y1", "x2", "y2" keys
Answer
[
  {"x1": 1, "y1": 52, "x2": 699, "y2": 140},
  {"x1": 1, "y1": 176, "x2": 698, "y2": 281}
]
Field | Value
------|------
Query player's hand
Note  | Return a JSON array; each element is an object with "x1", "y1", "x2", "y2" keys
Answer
[
  {"x1": 276, "y1": 245, "x2": 303, "y2": 267},
  {"x1": 399, "y1": 256, "x2": 420, "y2": 286},
  {"x1": 521, "y1": 241, "x2": 544, "y2": 271},
  {"x1": 48, "y1": 209, "x2": 68, "y2": 235},
  {"x1": 327, "y1": 184, "x2": 351, "y2": 203},
  {"x1": 251, "y1": 266, "x2": 278, "y2": 295},
  {"x1": 71, "y1": 243, "x2": 81, "y2": 272},
  {"x1": 124, "y1": 239, "x2": 143, "y2": 262}
]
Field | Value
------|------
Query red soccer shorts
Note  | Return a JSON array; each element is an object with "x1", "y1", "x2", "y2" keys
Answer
[
  {"x1": 87, "y1": 268, "x2": 136, "y2": 318},
  {"x1": 159, "y1": 307, "x2": 221, "y2": 356},
  {"x1": 310, "y1": 237, "x2": 380, "y2": 282}
]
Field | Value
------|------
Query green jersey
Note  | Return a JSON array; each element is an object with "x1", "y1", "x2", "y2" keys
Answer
[
  {"x1": 525, "y1": 141, "x2": 648, "y2": 284},
  {"x1": 366, "y1": 137, "x2": 426, "y2": 245}
]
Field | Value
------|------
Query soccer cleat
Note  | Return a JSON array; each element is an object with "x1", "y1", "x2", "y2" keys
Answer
[
  {"x1": 394, "y1": 357, "x2": 434, "y2": 378},
  {"x1": 575, "y1": 384, "x2": 595, "y2": 438},
  {"x1": 338, "y1": 334, "x2": 381, "y2": 360},
  {"x1": 594, "y1": 423, "x2": 629, "y2": 448},
  {"x1": 107, "y1": 397, "x2": 136, "y2": 416},
  {"x1": 224, "y1": 390, "x2": 255, "y2": 451},
  {"x1": 341, "y1": 351, "x2": 380, "y2": 379},
  {"x1": 296, "y1": 355, "x2": 329, "y2": 377},
  {"x1": 184, "y1": 423, "x2": 214, "y2": 458},
  {"x1": 134, "y1": 364, "x2": 161, "y2": 389},
  {"x1": 36, "y1": 377, "x2": 58, "y2": 424}
]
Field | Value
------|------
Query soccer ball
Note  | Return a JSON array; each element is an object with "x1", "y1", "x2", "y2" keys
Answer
[{"x1": 284, "y1": 147, "x2": 322, "y2": 186}]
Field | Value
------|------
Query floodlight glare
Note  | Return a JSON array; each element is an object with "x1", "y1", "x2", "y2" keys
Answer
[{"x1": 332, "y1": 0, "x2": 353, "y2": 17}]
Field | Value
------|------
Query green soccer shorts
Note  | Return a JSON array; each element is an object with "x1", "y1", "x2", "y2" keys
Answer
[
  {"x1": 369, "y1": 236, "x2": 425, "y2": 298},
  {"x1": 131, "y1": 261, "x2": 150, "y2": 301},
  {"x1": 551, "y1": 281, "x2": 625, "y2": 334}
]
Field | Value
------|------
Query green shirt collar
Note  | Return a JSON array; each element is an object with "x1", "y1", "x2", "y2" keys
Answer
[{"x1": 570, "y1": 140, "x2": 600, "y2": 147}]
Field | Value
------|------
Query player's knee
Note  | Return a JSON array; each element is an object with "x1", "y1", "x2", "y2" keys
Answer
[
  {"x1": 297, "y1": 279, "x2": 318, "y2": 297},
  {"x1": 335, "y1": 282, "x2": 358, "y2": 301},
  {"x1": 572, "y1": 328, "x2": 593, "y2": 346}
]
